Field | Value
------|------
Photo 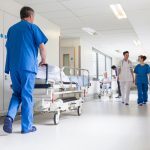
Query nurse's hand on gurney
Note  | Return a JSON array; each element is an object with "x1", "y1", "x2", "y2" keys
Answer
[
  {"x1": 39, "y1": 43, "x2": 46, "y2": 66},
  {"x1": 39, "y1": 58, "x2": 46, "y2": 66}
]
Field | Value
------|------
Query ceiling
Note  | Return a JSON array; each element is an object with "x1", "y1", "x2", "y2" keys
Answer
[{"x1": 14, "y1": 0, "x2": 150, "y2": 59}]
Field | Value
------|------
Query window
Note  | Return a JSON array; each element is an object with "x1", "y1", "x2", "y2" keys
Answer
[
  {"x1": 89, "y1": 52, "x2": 97, "y2": 78},
  {"x1": 106, "y1": 57, "x2": 112, "y2": 77},
  {"x1": 92, "y1": 47, "x2": 112, "y2": 80},
  {"x1": 98, "y1": 53, "x2": 105, "y2": 77}
]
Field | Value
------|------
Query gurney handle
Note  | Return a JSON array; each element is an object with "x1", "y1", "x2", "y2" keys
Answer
[{"x1": 41, "y1": 64, "x2": 48, "y2": 84}]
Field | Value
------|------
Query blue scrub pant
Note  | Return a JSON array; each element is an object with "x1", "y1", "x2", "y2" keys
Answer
[
  {"x1": 137, "y1": 83, "x2": 148, "y2": 104},
  {"x1": 7, "y1": 70, "x2": 36, "y2": 132}
]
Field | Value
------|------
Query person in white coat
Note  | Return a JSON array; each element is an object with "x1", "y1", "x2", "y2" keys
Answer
[{"x1": 118, "y1": 51, "x2": 134, "y2": 105}]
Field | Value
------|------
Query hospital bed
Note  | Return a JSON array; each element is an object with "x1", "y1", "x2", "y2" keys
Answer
[{"x1": 33, "y1": 64, "x2": 90, "y2": 125}]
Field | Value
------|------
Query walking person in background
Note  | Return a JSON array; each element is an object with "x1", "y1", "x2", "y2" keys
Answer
[
  {"x1": 118, "y1": 51, "x2": 134, "y2": 105},
  {"x1": 134, "y1": 55, "x2": 150, "y2": 106},
  {"x1": 111, "y1": 65, "x2": 121, "y2": 98}
]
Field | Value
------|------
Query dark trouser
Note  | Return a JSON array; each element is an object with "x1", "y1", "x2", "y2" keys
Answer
[
  {"x1": 7, "y1": 70, "x2": 36, "y2": 132},
  {"x1": 117, "y1": 81, "x2": 121, "y2": 96},
  {"x1": 137, "y1": 83, "x2": 148, "y2": 104}
]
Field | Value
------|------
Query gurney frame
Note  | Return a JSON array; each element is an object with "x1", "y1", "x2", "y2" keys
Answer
[{"x1": 34, "y1": 65, "x2": 90, "y2": 125}]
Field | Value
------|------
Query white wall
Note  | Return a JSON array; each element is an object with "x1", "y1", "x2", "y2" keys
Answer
[
  {"x1": 0, "y1": 0, "x2": 60, "y2": 66},
  {"x1": 80, "y1": 37, "x2": 119, "y2": 69},
  {"x1": 0, "y1": 11, "x2": 3, "y2": 111},
  {"x1": 35, "y1": 16, "x2": 60, "y2": 66}
]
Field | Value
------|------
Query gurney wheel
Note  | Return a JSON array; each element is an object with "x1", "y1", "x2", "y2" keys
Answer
[
  {"x1": 54, "y1": 112, "x2": 60, "y2": 125},
  {"x1": 98, "y1": 94, "x2": 101, "y2": 99},
  {"x1": 77, "y1": 106, "x2": 82, "y2": 116},
  {"x1": 109, "y1": 93, "x2": 113, "y2": 99}
]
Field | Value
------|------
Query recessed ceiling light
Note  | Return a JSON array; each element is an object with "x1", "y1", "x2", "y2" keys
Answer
[
  {"x1": 110, "y1": 4, "x2": 127, "y2": 19},
  {"x1": 115, "y1": 49, "x2": 120, "y2": 53},
  {"x1": 82, "y1": 27, "x2": 97, "y2": 35}
]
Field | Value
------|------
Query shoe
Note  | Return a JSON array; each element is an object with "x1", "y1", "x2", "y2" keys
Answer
[
  {"x1": 125, "y1": 103, "x2": 129, "y2": 106},
  {"x1": 115, "y1": 96, "x2": 120, "y2": 98},
  {"x1": 21, "y1": 126, "x2": 37, "y2": 134},
  {"x1": 138, "y1": 103, "x2": 143, "y2": 106},
  {"x1": 3, "y1": 116, "x2": 13, "y2": 133},
  {"x1": 143, "y1": 102, "x2": 147, "y2": 105},
  {"x1": 122, "y1": 102, "x2": 124, "y2": 104}
]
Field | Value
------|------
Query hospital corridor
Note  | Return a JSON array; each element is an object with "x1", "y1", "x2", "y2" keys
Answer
[{"x1": 0, "y1": 0, "x2": 150, "y2": 150}]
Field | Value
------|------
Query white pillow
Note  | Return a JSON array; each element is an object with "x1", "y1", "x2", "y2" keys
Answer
[{"x1": 48, "y1": 65, "x2": 60, "y2": 73}]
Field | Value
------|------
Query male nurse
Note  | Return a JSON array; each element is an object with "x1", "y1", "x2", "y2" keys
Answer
[
  {"x1": 3, "y1": 6, "x2": 48, "y2": 134},
  {"x1": 118, "y1": 51, "x2": 134, "y2": 105}
]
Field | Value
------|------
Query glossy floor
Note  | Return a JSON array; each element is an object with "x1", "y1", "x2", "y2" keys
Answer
[{"x1": 0, "y1": 98, "x2": 150, "y2": 150}]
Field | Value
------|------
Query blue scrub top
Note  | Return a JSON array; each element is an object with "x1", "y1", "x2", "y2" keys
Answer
[
  {"x1": 134, "y1": 64, "x2": 150, "y2": 84},
  {"x1": 5, "y1": 20, "x2": 48, "y2": 74}
]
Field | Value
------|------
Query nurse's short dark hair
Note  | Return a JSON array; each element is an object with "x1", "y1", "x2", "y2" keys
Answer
[
  {"x1": 111, "y1": 65, "x2": 116, "y2": 69},
  {"x1": 20, "y1": 6, "x2": 34, "y2": 19},
  {"x1": 139, "y1": 55, "x2": 147, "y2": 61},
  {"x1": 123, "y1": 51, "x2": 129, "y2": 56}
]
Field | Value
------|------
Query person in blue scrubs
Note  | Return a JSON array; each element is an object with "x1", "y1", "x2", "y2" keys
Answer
[
  {"x1": 3, "y1": 6, "x2": 48, "y2": 134},
  {"x1": 134, "y1": 55, "x2": 150, "y2": 106}
]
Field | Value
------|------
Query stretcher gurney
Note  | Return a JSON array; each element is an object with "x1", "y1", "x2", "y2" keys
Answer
[{"x1": 33, "y1": 64, "x2": 90, "y2": 125}]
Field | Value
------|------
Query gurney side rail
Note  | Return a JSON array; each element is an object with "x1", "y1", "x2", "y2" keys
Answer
[{"x1": 60, "y1": 66, "x2": 90, "y2": 88}]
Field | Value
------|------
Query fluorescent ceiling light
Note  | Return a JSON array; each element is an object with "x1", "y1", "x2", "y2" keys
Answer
[
  {"x1": 110, "y1": 4, "x2": 127, "y2": 19},
  {"x1": 82, "y1": 27, "x2": 97, "y2": 35},
  {"x1": 133, "y1": 40, "x2": 141, "y2": 46}
]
